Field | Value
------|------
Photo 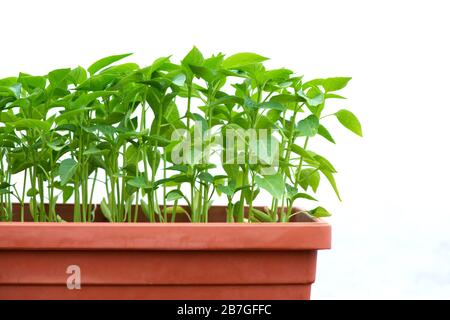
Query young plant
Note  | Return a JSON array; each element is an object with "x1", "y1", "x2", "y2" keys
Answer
[{"x1": 0, "y1": 48, "x2": 362, "y2": 223}]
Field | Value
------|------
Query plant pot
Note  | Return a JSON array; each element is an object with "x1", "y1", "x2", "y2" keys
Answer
[{"x1": 0, "y1": 204, "x2": 331, "y2": 300}]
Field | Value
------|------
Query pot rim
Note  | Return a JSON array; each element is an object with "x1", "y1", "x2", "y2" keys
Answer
[{"x1": 0, "y1": 220, "x2": 331, "y2": 251}]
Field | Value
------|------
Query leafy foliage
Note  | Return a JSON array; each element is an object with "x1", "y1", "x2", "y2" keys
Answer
[{"x1": 0, "y1": 49, "x2": 361, "y2": 223}]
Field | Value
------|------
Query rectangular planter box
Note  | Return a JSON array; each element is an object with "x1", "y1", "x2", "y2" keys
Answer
[{"x1": 0, "y1": 205, "x2": 331, "y2": 300}]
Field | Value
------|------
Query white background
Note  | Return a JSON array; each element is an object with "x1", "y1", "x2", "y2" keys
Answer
[{"x1": 1, "y1": 0, "x2": 450, "y2": 299}]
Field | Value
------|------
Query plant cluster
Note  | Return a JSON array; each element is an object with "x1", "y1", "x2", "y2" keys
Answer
[{"x1": 0, "y1": 48, "x2": 362, "y2": 223}]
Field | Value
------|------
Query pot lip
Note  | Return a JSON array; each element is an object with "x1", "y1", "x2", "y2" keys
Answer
[{"x1": 0, "y1": 222, "x2": 331, "y2": 251}]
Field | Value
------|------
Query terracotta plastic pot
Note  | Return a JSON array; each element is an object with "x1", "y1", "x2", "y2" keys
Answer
[{"x1": 0, "y1": 204, "x2": 331, "y2": 300}]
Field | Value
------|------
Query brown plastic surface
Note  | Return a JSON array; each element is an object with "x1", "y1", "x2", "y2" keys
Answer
[{"x1": 0, "y1": 204, "x2": 331, "y2": 300}]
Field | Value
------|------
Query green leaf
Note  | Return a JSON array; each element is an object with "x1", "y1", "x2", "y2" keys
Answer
[
  {"x1": 100, "y1": 63, "x2": 139, "y2": 75},
  {"x1": 164, "y1": 205, "x2": 188, "y2": 216},
  {"x1": 14, "y1": 119, "x2": 51, "y2": 132},
  {"x1": 321, "y1": 169, "x2": 341, "y2": 201},
  {"x1": 297, "y1": 89, "x2": 324, "y2": 107},
  {"x1": 322, "y1": 77, "x2": 351, "y2": 92},
  {"x1": 255, "y1": 173, "x2": 285, "y2": 199},
  {"x1": 26, "y1": 188, "x2": 39, "y2": 197},
  {"x1": 309, "y1": 206, "x2": 331, "y2": 217},
  {"x1": 166, "y1": 190, "x2": 184, "y2": 202},
  {"x1": 73, "y1": 90, "x2": 117, "y2": 107},
  {"x1": 222, "y1": 52, "x2": 268, "y2": 69},
  {"x1": 46, "y1": 141, "x2": 66, "y2": 152},
  {"x1": 198, "y1": 172, "x2": 214, "y2": 184},
  {"x1": 243, "y1": 97, "x2": 258, "y2": 109},
  {"x1": 88, "y1": 53, "x2": 133, "y2": 75},
  {"x1": 148, "y1": 56, "x2": 171, "y2": 75},
  {"x1": 291, "y1": 145, "x2": 315, "y2": 161},
  {"x1": 286, "y1": 184, "x2": 298, "y2": 199},
  {"x1": 314, "y1": 154, "x2": 337, "y2": 173},
  {"x1": 217, "y1": 184, "x2": 235, "y2": 197},
  {"x1": 172, "y1": 73, "x2": 186, "y2": 86},
  {"x1": 68, "y1": 66, "x2": 87, "y2": 85},
  {"x1": 55, "y1": 107, "x2": 93, "y2": 123},
  {"x1": 251, "y1": 208, "x2": 273, "y2": 222},
  {"x1": 263, "y1": 68, "x2": 293, "y2": 82},
  {"x1": 270, "y1": 94, "x2": 300, "y2": 104},
  {"x1": 127, "y1": 176, "x2": 152, "y2": 189},
  {"x1": 0, "y1": 182, "x2": 11, "y2": 190},
  {"x1": 325, "y1": 93, "x2": 346, "y2": 99},
  {"x1": 335, "y1": 109, "x2": 363, "y2": 136},
  {"x1": 296, "y1": 115, "x2": 319, "y2": 137},
  {"x1": 59, "y1": 158, "x2": 78, "y2": 186},
  {"x1": 48, "y1": 68, "x2": 71, "y2": 87},
  {"x1": 76, "y1": 74, "x2": 116, "y2": 91},
  {"x1": 303, "y1": 78, "x2": 323, "y2": 88},
  {"x1": 62, "y1": 186, "x2": 74, "y2": 203},
  {"x1": 189, "y1": 65, "x2": 217, "y2": 82},
  {"x1": 84, "y1": 146, "x2": 107, "y2": 156},
  {"x1": 292, "y1": 192, "x2": 318, "y2": 201},
  {"x1": 0, "y1": 83, "x2": 21, "y2": 98},
  {"x1": 309, "y1": 93, "x2": 325, "y2": 107},
  {"x1": 0, "y1": 77, "x2": 18, "y2": 87},
  {"x1": 124, "y1": 144, "x2": 139, "y2": 165},
  {"x1": 259, "y1": 101, "x2": 286, "y2": 111},
  {"x1": 100, "y1": 198, "x2": 113, "y2": 222},
  {"x1": 0, "y1": 140, "x2": 15, "y2": 148},
  {"x1": 182, "y1": 46, "x2": 204, "y2": 68},
  {"x1": 166, "y1": 164, "x2": 189, "y2": 173},
  {"x1": 255, "y1": 109, "x2": 281, "y2": 129},
  {"x1": 18, "y1": 74, "x2": 46, "y2": 91},
  {"x1": 318, "y1": 124, "x2": 336, "y2": 143},
  {"x1": 299, "y1": 168, "x2": 320, "y2": 192}
]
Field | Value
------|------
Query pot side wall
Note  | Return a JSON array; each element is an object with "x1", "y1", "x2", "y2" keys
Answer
[{"x1": 0, "y1": 250, "x2": 317, "y2": 300}]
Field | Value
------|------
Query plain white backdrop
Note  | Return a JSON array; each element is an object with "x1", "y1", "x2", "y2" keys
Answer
[{"x1": 1, "y1": 0, "x2": 450, "y2": 299}]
